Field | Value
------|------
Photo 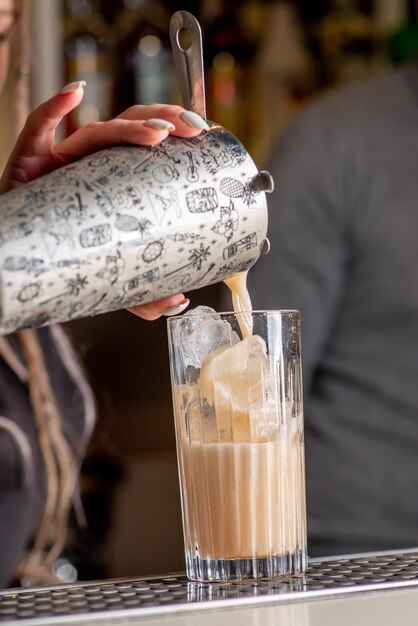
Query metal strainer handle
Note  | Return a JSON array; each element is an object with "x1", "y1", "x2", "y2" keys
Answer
[{"x1": 169, "y1": 11, "x2": 207, "y2": 120}]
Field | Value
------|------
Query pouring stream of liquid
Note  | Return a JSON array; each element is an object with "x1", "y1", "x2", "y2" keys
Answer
[{"x1": 223, "y1": 272, "x2": 253, "y2": 338}]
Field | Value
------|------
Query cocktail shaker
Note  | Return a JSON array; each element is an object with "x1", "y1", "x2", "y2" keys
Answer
[{"x1": 0, "y1": 12, "x2": 272, "y2": 334}]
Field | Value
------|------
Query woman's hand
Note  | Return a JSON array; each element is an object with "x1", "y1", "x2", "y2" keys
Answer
[
  {"x1": 0, "y1": 81, "x2": 209, "y2": 192},
  {"x1": 0, "y1": 81, "x2": 207, "y2": 320}
]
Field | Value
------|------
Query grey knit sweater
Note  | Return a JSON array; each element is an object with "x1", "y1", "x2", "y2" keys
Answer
[{"x1": 249, "y1": 61, "x2": 418, "y2": 557}]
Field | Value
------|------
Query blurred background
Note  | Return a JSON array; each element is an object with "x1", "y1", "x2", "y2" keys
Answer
[{"x1": 0, "y1": 0, "x2": 417, "y2": 582}]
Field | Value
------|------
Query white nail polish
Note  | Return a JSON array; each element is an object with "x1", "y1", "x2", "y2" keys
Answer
[
  {"x1": 61, "y1": 80, "x2": 87, "y2": 94},
  {"x1": 144, "y1": 118, "x2": 176, "y2": 131},
  {"x1": 163, "y1": 300, "x2": 190, "y2": 317},
  {"x1": 180, "y1": 111, "x2": 210, "y2": 131}
]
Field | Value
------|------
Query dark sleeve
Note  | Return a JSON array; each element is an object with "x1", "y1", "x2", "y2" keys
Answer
[{"x1": 249, "y1": 108, "x2": 352, "y2": 391}]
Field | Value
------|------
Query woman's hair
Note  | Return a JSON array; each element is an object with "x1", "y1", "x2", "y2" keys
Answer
[
  {"x1": 3, "y1": 0, "x2": 87, "y2": 587},
  {"x1": 16, "y1": 330, "x2": 81, "y2": 586}
]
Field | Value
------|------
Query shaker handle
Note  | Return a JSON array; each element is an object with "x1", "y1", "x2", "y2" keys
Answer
[{"x1": 169, "y1": 11, "x2": 207, "y2": 120}]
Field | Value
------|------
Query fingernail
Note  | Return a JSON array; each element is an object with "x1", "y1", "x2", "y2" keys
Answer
[
  {"x1": 163, "y1": 299, "x2": 190, "y2": 317},
  {"x1": 144, "y1": 118, "x2": 176, "y2": 131},
  {"x1": 181, "y1": 111, "x2": 210, "y2": 130},
  {"x1": 61, "y1": 80, "x2": 87, "y2": 94}
]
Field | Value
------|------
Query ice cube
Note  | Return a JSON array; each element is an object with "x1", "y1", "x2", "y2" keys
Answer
[
  {"x1": 198, "y1": 335, "x2": 274, "y2": 441},
  {"x1": 174, "y1": 306, "x2": 240, "y2": 368}
]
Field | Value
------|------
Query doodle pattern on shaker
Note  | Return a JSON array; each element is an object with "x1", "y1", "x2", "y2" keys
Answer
[
  {"x1": 140, "y1": 240, "x2": 165, "y2": 264},
  {"x1": 200, "y1": 132, "x2": 246, "y2": 175},
  {"x1": 48, "y1": 191, "x2": 86, "y2": 222},
  {"x1": 114, "y1": 214, "x2": 154, "y2": 238},
  {"x1": 17, "y1": 282, "x2": 42, "y2": 303},
  {"x1": 2, "y1": 256, "x2": 46, "y2": 276},
  {"x1": 96, "y1": 251, "x2": 125, "y2": 285},
  {"x1": 222, "y1": 232, "x2": 258, "y2": 259},
  {"x1": 115, "y1": 214, "x2": 140, "y2": 233},
  {"x1": 57, "y1": 259, "x2": 82, "y2": 268},
  {"x1": 120, "y1": 185, "x2": 142, "y2": 209},
  {"x1": 212, "y1": 201, "x2": 239, "y2": 242},
  {"x1": 87, "y1": 154, "x2": 111, "y2": 169},
  {"x1": 152, "y1": 163, "x2": 180, "y2": 184},
  {"x1": 52, "y1": 168, "x2": 81, "y2": 189},
  {"x1": 94, "y1": 193, "x2": 115, "y2": 218},
  {"x1": 39, "y1": 274, "x2": 89, "y2": 306},
  {"x1": 184, "y1": 150, "x2": 199, "y2": 182},
  {"x1": 79, "y1": 224, "x2": 112, "y2": 248},
  {"x1": 220, "y1": 177, "x2": 258, "y2": 206},
  {"x1": 42, "y1": 224, "x2": 75, "y2": 258},
  {"x1": 0, "y1": 124, "x2": 269, "y2": 333},
  {"x1": 213, "y1": 258, "x2": 257, "y2": 281},
  {"x1": 186, "y1": 188, "x2": 218, "y2": 213},
  {"x1": 165, "y1": 243, "x2": 211, "y2": 277},
  {"x1": 148, "y1": 188, "x2": 180, "y2": 224},
  {"x1": 123, "y1": 268, "x2": 160, "y2": 293},
  {"x1": 166, "y1": 273, "x2": 193, "y2": 294},
  {"x1": 0, "y1": 221, "x2": 33, "y2": 246},
  {"x1": 167, "y1": 233, "x2": 205, "y2": 244}
]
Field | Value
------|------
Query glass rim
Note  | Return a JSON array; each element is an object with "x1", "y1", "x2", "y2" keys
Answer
[{"x1": 167, "y1": 309, "x2": 300, "y2": 323}]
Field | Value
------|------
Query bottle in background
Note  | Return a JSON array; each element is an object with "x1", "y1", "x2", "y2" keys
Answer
[
  {"x1": 204, "y1": 0, "x2": 256, "y2": 145},
  {"x1": 113, "y1": 0, "x2": 176, "y2": 114},
  {"x1": 63, "y1": 0, "x2": 115, "y2": 134},
  {"x1": 305, "y1": 0, "x2": 376, "y2": 85},
  {"x1": 389, "y1": 0, "x2": 418, "y2": 65}
]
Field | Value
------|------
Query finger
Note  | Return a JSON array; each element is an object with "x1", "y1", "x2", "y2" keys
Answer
[
  {"x1": 56, "y1": 104, "x2": 211, "y2": 162},
  {"x1": 117, "y1": 104, "x2": 209, "y2": 137},
  {"x1": 0, "y1": 82, "x2": 87, "y2": 191},
  {"x1": 11, "y1": 81, "x2": 86, "y2": 158},
  {"x1": 128, "y1": 296, "x2": 190, "y2": 321},
  {"x1": 117, "y1": 103, "x2": 185, "y2": 119},
  {"x1": 54, "y1": 117, "x2": 176, "y2": 162}
]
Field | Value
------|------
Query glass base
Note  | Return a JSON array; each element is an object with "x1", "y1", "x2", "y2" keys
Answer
[{"x1": 185, "y1": 546, "x2": 308, "y2": 583}]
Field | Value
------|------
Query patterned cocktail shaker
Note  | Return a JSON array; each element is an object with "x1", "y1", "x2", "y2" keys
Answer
[{"x1": 0, "y1": 12, "x2": 272, "y2": 334}]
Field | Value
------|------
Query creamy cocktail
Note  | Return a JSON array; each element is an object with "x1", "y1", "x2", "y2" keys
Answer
[{"x1": 168, "y1": 300, "x2": 307, "y2": 582}]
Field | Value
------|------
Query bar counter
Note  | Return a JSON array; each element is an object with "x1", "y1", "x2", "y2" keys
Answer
[{"x1": 1, "y1": 548, "x2": 418, "y2": 625}]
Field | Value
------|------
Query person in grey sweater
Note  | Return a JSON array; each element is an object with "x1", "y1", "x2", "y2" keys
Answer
[{"x1": 249, "y1": 61, "x2": 418, "y2": 557}]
